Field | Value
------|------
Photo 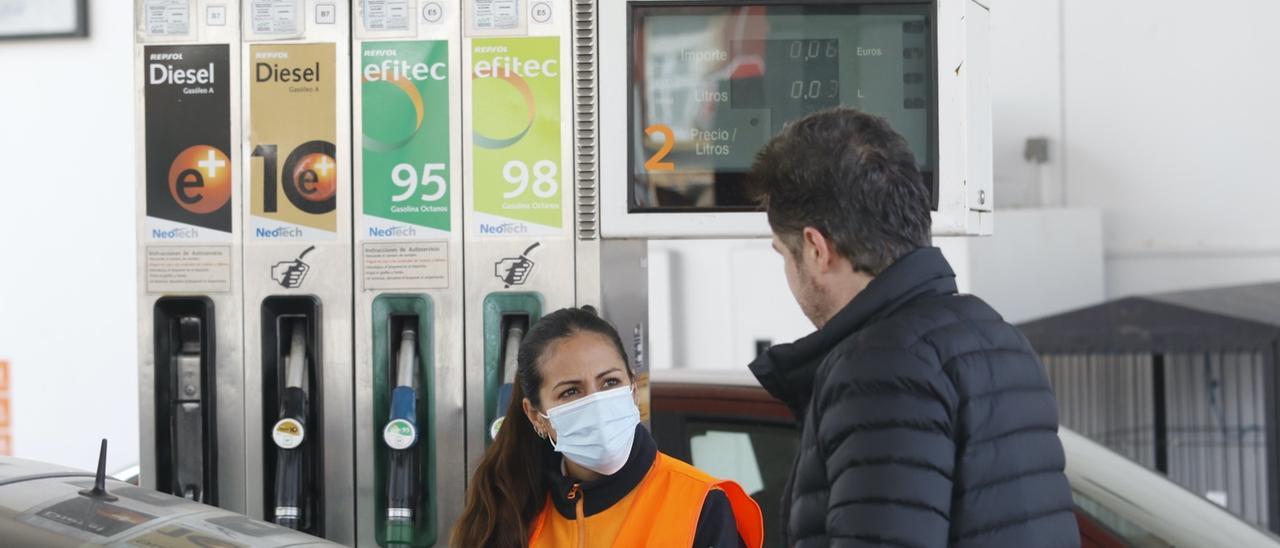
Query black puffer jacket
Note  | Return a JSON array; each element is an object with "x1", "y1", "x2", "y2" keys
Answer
[{"x1": 750, "y1": 247, "x2": 1079, "y2": 547}]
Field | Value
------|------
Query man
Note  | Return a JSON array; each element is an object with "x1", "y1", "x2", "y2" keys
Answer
[{"x1": 747, "y1": 108, "x2": 1079, "y2": 547}]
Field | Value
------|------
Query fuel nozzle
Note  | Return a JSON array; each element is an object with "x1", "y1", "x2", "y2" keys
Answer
[
  {"x1": 272, "y1": 321, "x2": 310, "y2": 530},
  {"x1": 172, "y1": 316, "x2": 205, "y2": 501},
  {"x1": 490, "y1": 317, "x2": 527, "y2": 441},
  {"x1": 384, "y1": 327, "x2": 419, "y2": 544}
]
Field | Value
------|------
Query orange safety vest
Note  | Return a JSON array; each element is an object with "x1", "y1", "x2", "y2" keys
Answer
[{"x1": 529, "y1": 453, "x2": 764, "y2": 548}]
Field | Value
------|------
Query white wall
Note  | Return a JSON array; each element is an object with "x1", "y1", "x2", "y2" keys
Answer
[
  {"x1": 648, "y1": 239, "x2": 973, "y2": 370},
  {"x1": 0, "y1": 5, "x2": 138, "y2": 471},
  {"x1": 987, "y1": 0, "x2": 1280, "y2": 298},
  {"x1": 968, "y1": 208, "x2": 1106, "y2": 324},
  {"x1": 1061, "y1": 0, "x2": 1280, "y2": 296},
  {"x1": 990, "y1": 0, "x2": 1064, "y2": 209}
]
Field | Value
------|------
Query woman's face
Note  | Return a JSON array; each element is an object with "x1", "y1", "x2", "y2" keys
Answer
[{"x1": 523, "y1": 331, "x2": 632, "y2": 441}]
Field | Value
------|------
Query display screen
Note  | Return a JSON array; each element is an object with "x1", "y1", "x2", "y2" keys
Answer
[{"x1": 630, "y1": 4, "x2": 935, "y2": 212}]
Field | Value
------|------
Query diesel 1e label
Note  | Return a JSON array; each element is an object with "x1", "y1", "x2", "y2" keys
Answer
[{"x1": 249, "y1": 43, "x2": 338, "y2": 240}]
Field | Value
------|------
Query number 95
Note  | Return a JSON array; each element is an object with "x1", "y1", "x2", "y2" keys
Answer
[{"x1": 391, "y1": 163, "x2": 447, "y2": 202}]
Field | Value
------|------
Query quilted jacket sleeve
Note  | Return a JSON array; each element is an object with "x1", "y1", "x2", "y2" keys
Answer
[{"x1": 818, "y1": 347, "x2": 959, "y2": 547}]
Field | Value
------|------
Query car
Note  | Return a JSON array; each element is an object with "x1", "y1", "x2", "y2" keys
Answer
[
  {"x1": 0, "y1": 450, "x2": 339, "y2": 547},
  {"x1": 649, "y1": 369, "x2": 1280, "y2": 548}
]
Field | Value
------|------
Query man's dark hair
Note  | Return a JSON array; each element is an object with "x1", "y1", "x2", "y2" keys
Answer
[{"x1": 748, "y1": 107, "x2": 932, "y2": 275}]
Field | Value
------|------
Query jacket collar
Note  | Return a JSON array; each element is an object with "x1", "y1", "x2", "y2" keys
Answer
[
  {"x1": 749, "y1": 246, "x2": 958, "y2": 414},
  {"x1": 542, "y1": 424, "x2": 657, "y2": 519}
]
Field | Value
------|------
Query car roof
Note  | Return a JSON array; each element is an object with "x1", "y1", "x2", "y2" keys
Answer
[
  {"x1": 1061, "y1": 428, "x2": 1279, "y2": 546},
  {"x1": 648, "y1": 367, "x2": 763, "y2": 388}
]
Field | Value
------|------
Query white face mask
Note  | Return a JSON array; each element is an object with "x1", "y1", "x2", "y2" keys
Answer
[{"x1": 540, "y1": 385, "x2": 641, "y2": 476}]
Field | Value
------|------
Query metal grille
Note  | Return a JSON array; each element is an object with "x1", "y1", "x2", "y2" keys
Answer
[
  {"x1": 573, "y1": 0, "x2": 598, "y2": 239},
  {"x1": 1045, "y1": 351, "x2": 1270, "y2": 529}
]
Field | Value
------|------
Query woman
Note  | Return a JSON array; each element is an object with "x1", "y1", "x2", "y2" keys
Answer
[{"x1": 452, "y1": 308, "x2": 763, "y2": 547}]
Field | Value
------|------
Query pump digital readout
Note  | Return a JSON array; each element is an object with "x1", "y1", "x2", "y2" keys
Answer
[{"x1": 629, "y1": 4, "x2": 934, "y2": 211}]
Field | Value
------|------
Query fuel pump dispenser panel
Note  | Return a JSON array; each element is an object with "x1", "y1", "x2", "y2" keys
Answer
[
  {"x1": 629, "y1": 3, "x2": 936, "y2": 211},
  {"x1": 369, "y1": 296, "x2": 439, "y2": 547},
  {"x1": 152, "y1": 297, "x2": 218, "y2": 505}
]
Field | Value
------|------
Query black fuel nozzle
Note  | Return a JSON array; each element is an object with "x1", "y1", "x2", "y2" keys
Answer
[
  {"x1": 172, "y1": 316, "x2": 205, "y2": 502},
  {"x1": 272, "y1": 321, "x2": 310, "y2": 530},
  {"x1": 384, "y1": 327, "x2": 419, "y2": 544}
]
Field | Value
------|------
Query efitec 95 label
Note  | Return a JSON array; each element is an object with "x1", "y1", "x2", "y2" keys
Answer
[{"x1": 361, "y1": 40, "x2": 451, "y2": 239}]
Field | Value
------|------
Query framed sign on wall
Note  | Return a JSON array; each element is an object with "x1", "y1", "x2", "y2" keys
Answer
[{"x1": 0, "y1": 0, "x2": 88, "y2": 40}]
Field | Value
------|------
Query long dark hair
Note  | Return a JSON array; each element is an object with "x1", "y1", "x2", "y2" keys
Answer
[{"x1": 451, "y1": 307, "x2": 632, "y2": 548}]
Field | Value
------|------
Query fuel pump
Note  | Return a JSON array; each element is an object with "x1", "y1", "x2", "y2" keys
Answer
[
  {"x1": 134, "y1": 0, "x2": 992, "y2": 530},
  {"x1": 135, "y1": 0, "x2": 246, "y2": 512},
  {"x1": 584, "y1": 0, "x2": 993, "y2": 406},
  {"x1": 240, "y1": 1, "x2": 354, "y2": 543},
  {"x1": 352, "y1": 1, "x2": 465, "y2": 544},
  {"x1": 461, "y1": 0, "x2": 580, "y2": 471}
]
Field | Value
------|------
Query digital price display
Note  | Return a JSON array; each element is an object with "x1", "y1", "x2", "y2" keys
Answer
[{"x1": 630, "y1": 4, "x2": 935, "y2": 211}]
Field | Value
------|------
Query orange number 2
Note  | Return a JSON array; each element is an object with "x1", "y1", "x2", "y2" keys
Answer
[{"x1": 644, "y1": 124, "x2": 675, "y2": 172}]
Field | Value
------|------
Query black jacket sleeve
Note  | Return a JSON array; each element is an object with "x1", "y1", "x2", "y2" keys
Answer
[
  {"x1": 691, "y1": 489, "x2": 746, "y2": 548},
  {"x1": 818, "y1": 347, "x2": 958, "y2": 546}
]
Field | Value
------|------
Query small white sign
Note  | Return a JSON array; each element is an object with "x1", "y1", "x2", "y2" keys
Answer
[
  {"x1": 249, "y1": 0, "x2": 300, "y2": 35},
  {"x1": 272, "y1": 418, "x2": 306, "y2": 449},
  {"x1": 143, "y1": 0, "x2": 191, "y2": 37},
  {"x1": 362, "y1": 241, "x2": 449, "y2": 291},
  {"x1": 364, "y1": 0, "x2": 411, "y2": 31},
  {"x1": 422, "y1": 2, "x2": 444, "y2": 24},
  {"x1": 383, "y1": 419, "x2": 418, "y2": 450},
  {"x1": 316, "y1": 3, "x2": 336, "y2": 24},
  {"x1": 472, "y1": 0, "x2": 519, "y2": 30},
  {"x1": 146, "y1": 246, "x2": 233, "y2": 294},
  {"x1": 530, "y1": 2, "x2": 551, "y2": 24},
  {"x1": 206, "y1": 5, "x2": 227, "y2": 26}
]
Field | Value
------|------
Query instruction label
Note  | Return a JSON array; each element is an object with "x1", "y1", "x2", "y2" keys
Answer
[
  {"x1": 363, "y1": 0, "x2": 412, "y2": 31},
  {"x1": 362, "y1": 242, "x2": 449, "y2": 290},
  {"x1": 146, "y1": 246, "x2": 233, "y2": 293},
  {"x1": 249, "y1": 0, "x2": 300, "y2": 36},
  {"x1": 143, "y1": 0, "x2": 191, "y2": 36},
  {"x1": 472, "y1": 0, "x2": 520, "y2": 30},
  {"x1": 361, "y1": 40, "x2": 451, "y2": 238},
  {"x1": 470, "y1": 37, "x2": 563, "y2": 236},
  {"x1": 249, "y1": 43, "x2": 337, "y2": 240},
  {"x1": 144, "y1": 45, "x2": 232, "y2": 242},
  {"x1": 20, "y1": 497, "x2": 157, "y2": 541}
]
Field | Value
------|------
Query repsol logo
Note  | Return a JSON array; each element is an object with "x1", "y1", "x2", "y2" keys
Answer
[
  {"x1": 369, "y1": 226, "x2": 417, "y2": 238},
  {"x1": 256, "y1": 226, "x2": 304, "y2": 238},
  {"x1": 153, "y1": 227, "x2": 199, "y2": 239},
  {"x1": 479, "y1": 223, "x2": 527, "y2": 235}
]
